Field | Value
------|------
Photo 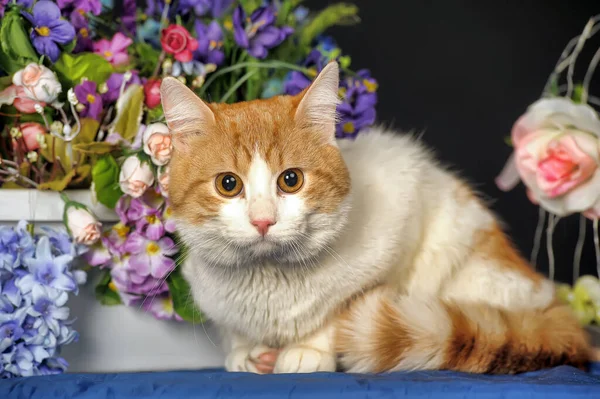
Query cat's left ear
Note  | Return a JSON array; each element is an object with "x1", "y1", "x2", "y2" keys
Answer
[
  {"x1": 160, "y1": 77, "x2": 215, "y2": 151},
  {"x1": 295, "y1": 61, "x2": 340, "y2": 145}
]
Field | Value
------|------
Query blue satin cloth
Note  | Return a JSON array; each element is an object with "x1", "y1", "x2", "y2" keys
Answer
[{"x1": 1, "y1": 364, "x2": 599, "y2": 399}]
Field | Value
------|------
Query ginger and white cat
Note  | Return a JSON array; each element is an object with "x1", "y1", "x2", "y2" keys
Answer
[{"x1": 160, "y1": 62, "x2": 590, "y2": 374}]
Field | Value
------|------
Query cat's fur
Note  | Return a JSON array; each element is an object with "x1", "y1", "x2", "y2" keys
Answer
[{"x1": 160, "y1": 62, "x2": 590, "y2": 374}]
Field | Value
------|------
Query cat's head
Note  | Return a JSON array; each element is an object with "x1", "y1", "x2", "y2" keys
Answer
[{"x1": 161, "y1": 62, "x2": 351, "y2": 266}]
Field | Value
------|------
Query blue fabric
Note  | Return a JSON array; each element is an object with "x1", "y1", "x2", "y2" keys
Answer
[{"x1": 1, "y1": 364, "x2": 600, "y2": 399}]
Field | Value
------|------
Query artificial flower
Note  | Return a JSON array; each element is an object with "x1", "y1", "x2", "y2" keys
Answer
[
  {"x1": 65, "y1": 206, "x2": 102, "y2": 245},
  {"x1": 496, "y1": 97, "x2": 600, "y2": 218},
  {"x1": 22, "y1": 1, "x2": 76, "y2": 62},
  {"x1": 161, "y1": 24, "x2": 199, "y2": 63},
  {"x1": 143, "y1": 123, "x2": 172, "y2": 165},
  {"x1": 119, "y1": 156, "x2": 155, "y2": 198},
  {"x1": 144, "y1": 78, "x2": 162, "y2": 109},
  {"x1": 74, "y1": 81, "x2": 103, "y2": 120},
  {"x1": 194, "y1": 20, "x2": 225, "y2": 66},
  {"x1": 123, "y1": 233, "x2": 177, "y2": 280},
  {"x1": 14, "y1": 122, "x2": 45, "y2": 152},
  {"x1": 93, "y1": 32, "x2": 133, "y2": 66},
  {"x1": 233, "y1": 6, "x2": 293, "y2": 59},
  {"x1": 12, "y1": 63, "x2": 62, "y2": 104}
]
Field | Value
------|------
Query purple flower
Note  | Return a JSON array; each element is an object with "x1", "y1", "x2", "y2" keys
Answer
[
  {"x1": 56, "y1": 0, "x2": 102, "y2": 15},
  {"x1": 123, "y1": 233, "x2": 177, "y2": 280},
  {"x1": 336, "y1": 70, "x2": 378, "y2": 138},
  {"x1": 102, "y1": 71, "x2": 142, "y2": 104},
  {"x1": 71, "y1": 11, "x2": 93, "y2": 53},
  {"x1": 142, "y1": 294, "x2": 183, "y2": 321},
  {"x1": 284, "y1": 50, "x2": 327, "y2": 95},
  {"x1": 121, "y1": 0, "x2": 137, "y2": 35},
  {"x1": 74, "y1": 81, "x2": 103, "y2": 120},
  {"x1": 178, "y1": 0, "x2": 233, "y2": 17},
  {"x1": 194, "y1": 20, "x2": 225, "y2": 66},
  {"x1": 18, "y1": 237, "x2": 76, "y2": 293},
  {"x1": 233, "y1": 6, "x2": 293, "y2": 59},
  {"x1": 1, "y1": 222, "x2": 35, "y2": 270},
  {"x1": 162, "y1": 205, "x2": 176, "y2": 233},
  {"x1": 0, "y1": 308, "x2": 27, "y2": 352},
  {"x1": 27, "y1": 285, "x2": 69, "y2": 336},
  {"x1": 136, "y1": 210, "x2": 165, "y2": 241},
  {"x1": 22, "y1": 1, "x2": 76, "y2": 62}
]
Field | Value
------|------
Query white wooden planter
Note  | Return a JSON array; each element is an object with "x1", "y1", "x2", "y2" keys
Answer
[{"x1": 0, "y1": 189, "x2": 225, "y2": 373}]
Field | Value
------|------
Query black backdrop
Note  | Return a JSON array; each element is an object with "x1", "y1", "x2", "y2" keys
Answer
[{"x1": 304, "y1": 0, "x2": 600, "y2": 283}]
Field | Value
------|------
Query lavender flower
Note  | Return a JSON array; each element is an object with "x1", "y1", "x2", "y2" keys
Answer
[
  {"x1": 74, "y1": 81, "x2": 103, "y2": 120},
  {"x1": 18, "y1": 237, "x2": 77, "y2": 293},
  {"x1": 233, "y1": 6, "x2": 293, "y2": 59},
  {"x1": 123, "y1": 233, "x2": 177, "y2": 280},
  {"x1": 22, "y1": 1, "x2": 76, "y2": 62},
  {"x1": 336, "y1": 70, "x2": 378, "y2": 138},
  {"x1": 102, "y1": 72, "x2": 142, "y2": 104},
  {"x1": 194, "y1": 20, "x2": 225, "y2": 66},
  {"x1": 142, "y1": 294, "x2": 183, "y2": 321}
]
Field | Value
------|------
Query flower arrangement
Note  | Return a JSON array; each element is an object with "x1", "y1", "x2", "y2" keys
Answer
[
  {"x1": 495, "y1": 14, "x2": 600, "y2": 327},
  {"x1": 0, "y1": 0, "x2": 378, "y2": 325},
  {"x1": 0, "y1": 221, "x2": 86, "y2": 378}
]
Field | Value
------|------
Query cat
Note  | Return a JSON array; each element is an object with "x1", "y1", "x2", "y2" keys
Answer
[{"x1": 160, "y1": 61, "x2": 591, "y2": 374}]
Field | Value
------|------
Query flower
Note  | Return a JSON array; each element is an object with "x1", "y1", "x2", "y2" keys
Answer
[
  {"x1": 71, "y1": 11, "x2": 93, "y2": 53},
  {"x1": 142, "y1": 294, "x2": 182, "y2": 321},
  {"x1": 14, "y1": 122, "x2": 45, "y2": 152},
  {"x1": 178, "y1": 0, "x2": 233, "y2": 17},
  {"x1": 161, "y1": 25, "x2": 199, "y2": 63},
  {"x1": 74, "y1": 81, "x2": 103, "y2": 120},
  {"x1": 194, "y1": 20, "x2": 225, "y2": 66},
  {"x1": 496, "y1": 97, "x2": 600, "y2": 218},
  {"x1": 94, "y1": 32, "x2": 133, "y2": 66},
  {"x1": 123, "y1": 233, "x2": 177, "y2": 280},
  {"x1": 102, "y1": 71, "x2": 142, "y2": 104},
  {"x1": 18, "y1": 237, "x2": 77, "y2": 293},
  {"x1": 336, "y1": 70, "x2": 378, "y2": 138},
  {"x1": 65, "y1": 206, "x2": 102, "y2": 245},
  {"x1": 22, "y1": 1, "x2": 76, "y2": 62},
  {"x1": 56, "y1": 0, "x2": 102, "y2": 15},
  {"x1": 12, "y1": 63, "x2": 62, "y2": 104},
  {"x1": 119, "y1": 156, "x2": 155, "y2": 198},
  {"x1": 121, "y1": 0, "x2": 137, "y2": 35},
  {"x1": 162, "y1": 205, "x2": 176, "y2": 233},
  {"x1": 0, "y1": 85, "x2": 47, "y2": 114},
  {"x1": 28, "y1": 285, "x2": 70, "y2": 336},
  {"x1": 157, "y1": 165, "x2": 170, "y2": 198},
  {"x1": 233, "y1": 6, "x2": 293, "y2": 59},
  {"x1": 144, "y1": 78, "x2": 162, "y2": 109},
  {"x1": 143, "y1": 123, "x2": 172, "y2": 166}
]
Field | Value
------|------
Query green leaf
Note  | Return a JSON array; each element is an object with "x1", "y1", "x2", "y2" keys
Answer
[
  {"x1": 109, "y1": 84, "x2": 144, "y2": 142},
  {"x1": 299, "y1": 4, "x2": 359, "y2": 47},
  {"x1": 72, "y1": 141, "x2": 117, "y2": 154},
  {"x1": 91, "y1": 154, "x2": 123, "y2": 209},
  {"x1": 72, "y1": 164, "x2": 92, "y2": 184},
  {"x1": 95, "y1": 270, "x2": 123, "y2": 306},
  {"x1": 62, "y1": 39, "x2": 77, "y2": 54},
  {"x1": 54, "y1": 53, "x2": 113, "y2": 87},
  {"x1": 146, "y1": 104, "x2": 164, "y2": 124},
  {"x1": 134, "y1": 42, "x2": 161, "y2": 76},
  {"x1": 0, "y1": 8, "x2": 39, "y2": 73},
  {"x1": 38, "y1": 169, "x2": 77, "y2": 191},
  {"x1": 167, "y1": 266, "x2": 205, "y2": 323},
  {"x1": 573, "y1": 84, "x2": 586, "y2": 103},
  {"x1": 0, "y1": 76, "x2": 13, "y2": 92}
]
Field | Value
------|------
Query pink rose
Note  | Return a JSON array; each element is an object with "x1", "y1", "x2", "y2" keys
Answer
[
  {"x1": 497, "y1": 98, "x2": 600, "y2": 217},
  {"x1": 0, "y1": 85, "x2": 46, "y2": 113},
  {"x1": 143, "y1": 123, "x2": 172, "y2": 166},
  {"x1": 160, "y1": 25, "x2": 198, "y2": 63},
  {"x1": 144, "y1": 78, "x2": 162, "y2": 109},
  {"x1": 13, "y1": 122, "x2": 45, "y2": 152},
  {"x1": 12, "y1": 63, "x2": 62, "y2": 103},
  {"x1": 66, "y1": 207, "x2": 102, "y2": 245},
  {"x1": 119, "y1": 156, "x2": 155, "y2": 198}
]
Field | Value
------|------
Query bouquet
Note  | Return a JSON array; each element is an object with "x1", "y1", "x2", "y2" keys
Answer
[
  {"x1": 0, "y1": 221, "x2": 86, "y2": 378},
  {"x1": 0, "y1": 0, "x2": 379, "y2": 322}
]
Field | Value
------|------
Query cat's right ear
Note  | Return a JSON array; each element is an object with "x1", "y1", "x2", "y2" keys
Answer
[{"x1": 160, "y1": 77, "x2": 215, "y2": 151}]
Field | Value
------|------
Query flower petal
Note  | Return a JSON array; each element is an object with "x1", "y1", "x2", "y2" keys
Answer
[
  {"x1": 32, "y1": 1, "x2": 62, "y2": 27},
  {"x1": 48, "y1": 20, "x2": 76, "y2": 44}
]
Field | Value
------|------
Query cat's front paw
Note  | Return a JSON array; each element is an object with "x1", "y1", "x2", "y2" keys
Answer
[
  {"x1": 225, "y1": 345, "x2": 278, "y2": 374},
  {"x1": 274, "y1": 345, "x2": 336, "y2": 373}
]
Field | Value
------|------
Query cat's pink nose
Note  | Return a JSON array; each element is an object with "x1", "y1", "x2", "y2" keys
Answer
[{"x1": 251, "y1": 219, "x2": 276, "y2": 236}]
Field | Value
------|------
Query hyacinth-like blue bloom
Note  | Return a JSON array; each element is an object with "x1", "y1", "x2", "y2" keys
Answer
[{"x1": 0, "y1": 222, "x2": 85, "y2": 378}]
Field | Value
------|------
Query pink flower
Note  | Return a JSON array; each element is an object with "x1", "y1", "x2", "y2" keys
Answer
[
  {"x1": 0, "y1": 85, "x2": 46, "y2": 113},
  {"x1": 144, "y1": 78, "x2": 162, "y2": 109},
  {"x1": 12, "y1": 63, "x2": 62, "y2": 103},
  {"x1": 65, "y1": 207, "x2": 102, "y2": 245},
  {"x1": 143, "y1": 123, "x2": 172, "y2": 166},
  {"x1": 119, "y1": 156, "x2": 154, "y2": 198},
  {"x1": 161, "y1": 24, "x2": 198, "y2": 63},
  {"x1": 496, "y1": 98, "x2": 600, "y2": 217},
  {"x1": 14, "y1": 122, "x2": 45, "y2": 152},
  {"x1": 94, "y1": 32, "x2": 133, "y2": 66}
]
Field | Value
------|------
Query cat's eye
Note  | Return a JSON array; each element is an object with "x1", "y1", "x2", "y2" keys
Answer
[
  {"x1": 216, "y1": 173, "x2": 243, "y2": 197},
  {"x1": 277, "y1": 169, "x2": 304, "y2": 194}
]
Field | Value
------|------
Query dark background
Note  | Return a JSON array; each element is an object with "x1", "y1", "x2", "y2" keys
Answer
[{"x1": 305, "y1": 0, "x2": 600, "y2": 283}]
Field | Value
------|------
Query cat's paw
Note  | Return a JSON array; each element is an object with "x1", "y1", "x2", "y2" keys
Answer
[
  {"x1": 274, "y1": 345, "x2": 336, "y2": 373},
  {"x1": 225, "y1": 345, "x2": 278, "y2": 374}
]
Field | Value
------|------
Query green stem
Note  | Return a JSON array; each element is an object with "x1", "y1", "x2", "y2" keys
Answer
[
  {"x1": 220, "y1": 69, "x2": 259, "y2": 103},
  {"x1": 60, "y1": 192, "x2": 71, "y2": 203},
  {"x1": 199, "y1": 61, "x2": 311, "y2": 98}
]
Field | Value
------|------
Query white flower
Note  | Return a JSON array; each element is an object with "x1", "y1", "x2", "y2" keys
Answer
[
  {"x1": 142, "y1": 123, "x2": 172, "y2": 166},
  {"x1": 157, "y1": 165, "x2": 170, "y2": 198},
  {"x1": 66, "y1": 207, "x2": 102, "y2": 245},
  {"x1": 12, "y1": 63, "x2": 62, "y2": 104},
  {"x1": 119, "y1": 156, "x2": 155, "y2": 198}
]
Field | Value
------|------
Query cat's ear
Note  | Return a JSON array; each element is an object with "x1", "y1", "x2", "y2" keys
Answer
[
  {"x1": 295, "y1": 61, "x2": 340, "y2": 144},
  {"x1": 160, "y1": 77, "x2": 215, "y2": 150}
]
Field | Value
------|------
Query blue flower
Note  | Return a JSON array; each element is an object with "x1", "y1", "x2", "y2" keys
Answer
[
  {"x1": 22, "y1": 1, "x2": 76, "y2": 62},
  {"x1": 0, "y1": 308, "x2": 28, "y2": 352},
  {"x1": 19, "y1": 237, "x2": 76, "y2": 293},
  {"x1": 0, "y1": 222, "x2": 35, "y2": 271},
  {"x1": 233, "y1": 6, "x2": 293, "y2": 59},
  {"x1": 27, "y1": 285, "x2": 69, "y2": 336}
]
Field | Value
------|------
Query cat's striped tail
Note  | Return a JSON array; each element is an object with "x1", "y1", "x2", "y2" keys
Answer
[{"x1": 335, "y1": 288, "x2": 591, "y2": 374}]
